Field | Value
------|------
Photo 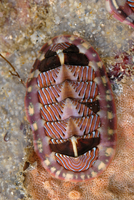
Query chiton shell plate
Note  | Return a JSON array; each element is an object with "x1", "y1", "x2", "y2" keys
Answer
[
  {"x1": 106, "y1": 0, "x2": 134, "y2": 28},
  {"x1": 25, "y1": 35, "x2": 117, "y2": 182}
]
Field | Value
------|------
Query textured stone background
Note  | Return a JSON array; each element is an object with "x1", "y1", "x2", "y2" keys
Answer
[{"x1": 0, "y1": 0, "x2": 134, "y2": 200}]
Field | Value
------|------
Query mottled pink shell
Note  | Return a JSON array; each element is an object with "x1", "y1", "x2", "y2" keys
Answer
[
  {"x1": 25, "y1": 35, "x2": 117, "y2": 182},
  {"x1": 106, "y1": 0, "x2": 134, "y2": 28}
]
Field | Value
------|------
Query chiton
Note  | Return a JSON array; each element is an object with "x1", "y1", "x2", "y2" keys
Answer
[
  {"x1": 25, "y1": 35, "x2": 117, "y2": 182},
  {"x1": 106, "y1": 0, "x2": 134, "y2": 28}
]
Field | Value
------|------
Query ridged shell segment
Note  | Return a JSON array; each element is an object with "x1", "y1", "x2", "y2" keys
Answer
[
  {"x1": 38, "y1": 81, "x2": 98, "y2": 104},
  {"x1": 40, "y1": 99, "x2": 93, "y2": 121},
  {"x1": 25, "y1": 35, "x2": 117, "y2": 182}
]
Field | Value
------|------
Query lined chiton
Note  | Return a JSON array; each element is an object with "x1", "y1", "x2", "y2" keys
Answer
[
  {"x1": 25, "y1": 35, "x2": 117, "y2": 182},
  {"x1": 106, "y1": 0, "x2": 134, "y2": 28}
]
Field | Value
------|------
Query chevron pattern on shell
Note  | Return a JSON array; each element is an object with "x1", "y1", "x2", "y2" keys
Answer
[
  {"x1": 25, "y1": 35, "x2": 117, "y2": 182},
  {"x1": 127, "y1": 0, "x2": 134, "y2": 11}
]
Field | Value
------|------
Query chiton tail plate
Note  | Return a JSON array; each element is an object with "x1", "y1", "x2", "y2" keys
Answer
[
  {"x1": 25, "y1": 35, "x2": 117, "y2": 182},
  {"x1": 106, "y1": 0, "x2": 134, "y2": 28}
]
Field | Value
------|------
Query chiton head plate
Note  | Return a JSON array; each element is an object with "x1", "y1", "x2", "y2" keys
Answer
[{"x1": 25, "y1": 35, "x2": 117, "y2": 182}]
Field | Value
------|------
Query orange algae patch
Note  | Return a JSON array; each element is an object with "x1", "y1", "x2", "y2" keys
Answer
[{"x1": 115, "y1": 81, "x2": 134, "y2": 150}]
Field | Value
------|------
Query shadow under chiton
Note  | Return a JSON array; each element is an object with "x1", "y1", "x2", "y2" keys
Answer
[{"x1": 25, "y1": 35, "x2": 117, "y2": 182}]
